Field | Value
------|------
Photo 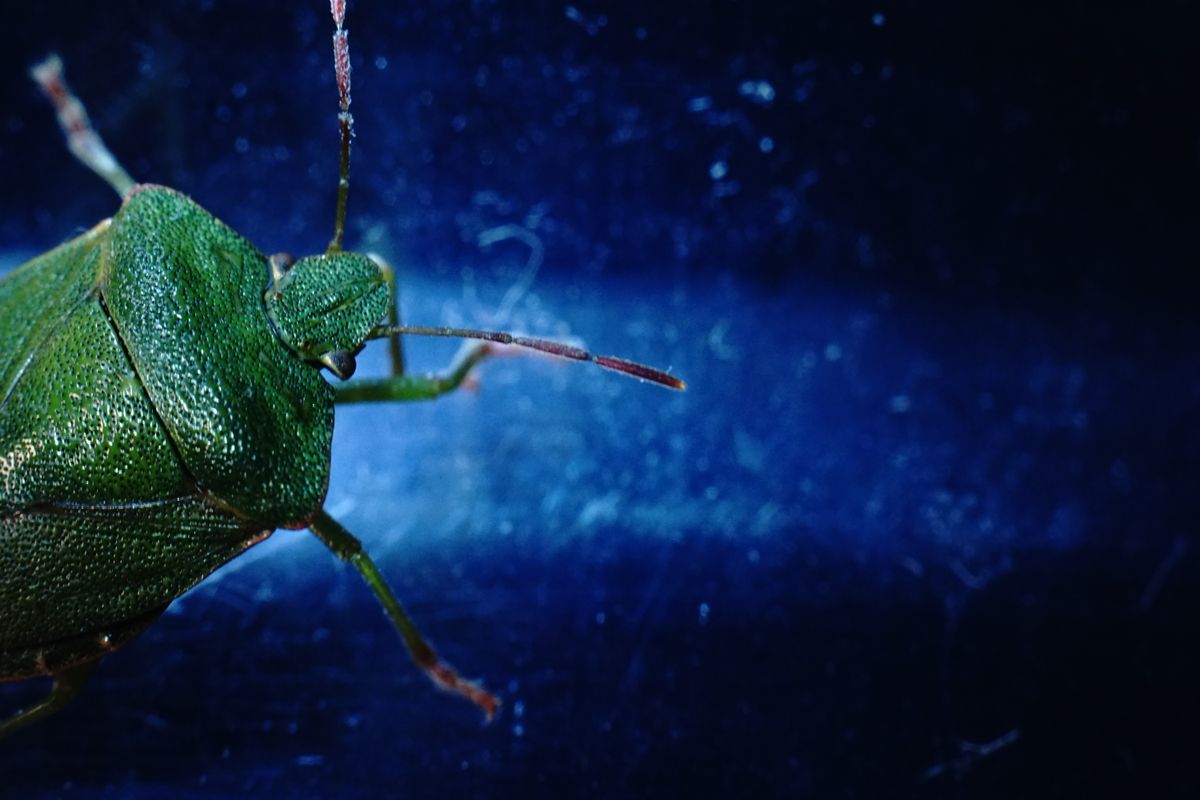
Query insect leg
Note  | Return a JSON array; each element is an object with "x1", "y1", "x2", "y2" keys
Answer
[
  {"x1": 366, "y1": 254, "x2": 407, "y2": 376},
  {"x1": 334, "y1": 340, "x2": 495, "y2": 404},
  {"x1": 308, "y1": 511, "x2": 499, "y2": 720},
  {"x1": 0, "y1": 660, "x2": 98, "y2": 739},
  {"x1": 30, "y1": 55, "x2": 136, "y2": 198}
]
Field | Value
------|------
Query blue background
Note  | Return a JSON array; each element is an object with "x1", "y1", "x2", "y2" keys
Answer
[{"x1": 1, "y1": 1, "x2": 1197, "y2": 797}]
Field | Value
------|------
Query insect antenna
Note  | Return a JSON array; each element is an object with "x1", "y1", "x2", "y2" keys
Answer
[
  {"x1": 367, "y1": 324, "x2": 687, "y2": 390},
  {"x1": 326, "y1": 0, "x2": 354, "y2": 255}
]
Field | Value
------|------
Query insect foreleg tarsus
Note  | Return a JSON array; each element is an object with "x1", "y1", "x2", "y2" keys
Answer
[{"x1": 334, "y1": 341, "x2": 494, "y2": 404}]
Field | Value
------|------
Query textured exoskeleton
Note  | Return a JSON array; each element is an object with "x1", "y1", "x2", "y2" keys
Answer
[
  {"x1": 0, "y1": 4, "x2": 680, "y2": 740},
  {"x1": 0, "y1": 185, "x2": 381, "y2": 681},
  {"x1": 0, "y1": 168, "x2": 533, "y2": 734}
]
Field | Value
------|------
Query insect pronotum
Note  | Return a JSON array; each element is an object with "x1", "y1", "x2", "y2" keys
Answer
[{"x1": 0, "y1": 0, "x2": 682, "y2": 738}]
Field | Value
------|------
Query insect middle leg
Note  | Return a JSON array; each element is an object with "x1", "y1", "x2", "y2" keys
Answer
[{"x1": 308, "y1": 510, "x2": 499, "y2": 719}]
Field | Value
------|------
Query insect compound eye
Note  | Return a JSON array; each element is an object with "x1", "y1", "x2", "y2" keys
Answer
[
  {"x1": 268, "y1": 252, "x2": 297, "y2": 284},
  {"x1": 318, "y1": 349, "x2": 358, "y2": 380}
]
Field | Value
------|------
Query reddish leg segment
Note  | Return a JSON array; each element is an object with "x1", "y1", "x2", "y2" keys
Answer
[{"x1": 308, "y1": 510, "x2": 499, "y2": 721}]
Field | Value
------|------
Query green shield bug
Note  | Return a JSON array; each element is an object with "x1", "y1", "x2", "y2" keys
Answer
[{"x1": 0, "y1": 0, "x2": 683, "y2": 738}]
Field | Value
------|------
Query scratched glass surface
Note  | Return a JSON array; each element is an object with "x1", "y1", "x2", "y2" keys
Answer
[{"x1": 0, "y1": 2, "x2": 1196, "y2": 798}]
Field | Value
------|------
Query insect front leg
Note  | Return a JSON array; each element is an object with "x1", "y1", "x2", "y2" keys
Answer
[
  {"x1": 333, "y1": 252, "x2": 496, "y2": 404},
  {"x1": 366, "y1": 254, "x2": 407, "y2": 377},
  {"x1": 308, "y1": 511, "x2": 499, "y2": 719},
  {"x1": 0, "y1": 660, "x2": 97, "y2": 739},
  {"x1": 334, "y1": 340, "x2": 496, "y2": 404}
]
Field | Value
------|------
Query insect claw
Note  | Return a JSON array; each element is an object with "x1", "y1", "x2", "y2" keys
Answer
[{"x1": 424, "y1": 662, "x2": 502, "y2": 722}]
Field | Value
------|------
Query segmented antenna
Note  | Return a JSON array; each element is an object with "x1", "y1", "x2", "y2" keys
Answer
[
  {"x1": 30, "y1": 55, "x2": 136, "y2": 198},
  {"x1": 368, "y1": 325, "x2": 687, "y2": 390},
  {"x1": 327, "y1": 0, "x2": 354, "y2": 254}
]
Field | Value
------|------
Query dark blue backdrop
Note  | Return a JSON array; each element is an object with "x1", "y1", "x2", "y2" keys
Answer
[{"x1": 0, "y1": 2, "x2": 1196, "y2": 797}]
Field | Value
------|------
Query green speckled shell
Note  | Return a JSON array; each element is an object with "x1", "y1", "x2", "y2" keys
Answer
[{"x1": 0, "y1": 186, "x2": 336, "y2": 678}]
